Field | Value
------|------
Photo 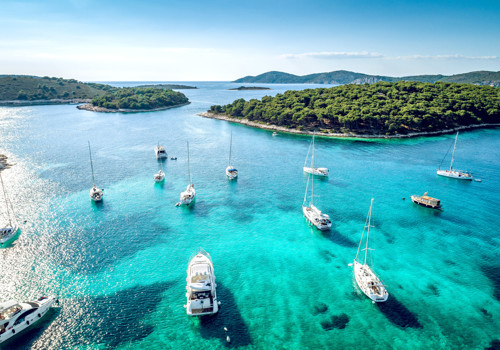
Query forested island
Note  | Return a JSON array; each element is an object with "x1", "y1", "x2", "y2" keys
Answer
[
  {"x1": 206, "y1": 81, "x2": 500, "y2": 137},
  {"x1": 78, "y1": 87, "x2": 189, "y2": 112},
  {"x1": 0, "y1": 75, "x2": 113, "y2": 105},
  {"x1": 228, "y1": 86, "x2": 271, "y2": 91},
  {"x1": 234, "y1": 70, "x2": 500, "y2": 86},
  {"x1": 136, "y1": 84, "x2": 197, "y2": 89}
]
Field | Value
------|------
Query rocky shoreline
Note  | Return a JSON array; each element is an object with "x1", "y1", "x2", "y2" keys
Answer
[
  {"x1": 77, "y1": 101, "x2": 190, "y2": 113},
  {"x1": 199, "y1": 112, "x2": 500, "y2": 139}
]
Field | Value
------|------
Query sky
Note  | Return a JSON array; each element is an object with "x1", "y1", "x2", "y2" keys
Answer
[{"x1": 1, "y1": 0, "x2": 499, "y2": 81}]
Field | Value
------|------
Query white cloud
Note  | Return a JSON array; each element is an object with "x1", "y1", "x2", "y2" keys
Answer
[
  {"x1": 281, "y1": 51, "x2": 383, "y2": 59},
  {"x1": 393, "y1": 54, "x2": 498, "y2": 60},
  {"x1": 282, "y1": 51, "x2": 498, "y2": 61}
]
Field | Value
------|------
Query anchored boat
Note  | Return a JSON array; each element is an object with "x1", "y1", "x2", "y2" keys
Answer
[
  {"x1": 352, "y1": 199, "x2": 388, "y2": 303},
  {"x1": 88, "y1": 142, "x2": 103, "y2": 202},
  {"x1": 303, "y1": 133, "x2": 329, "y2": 177},
  {"x1": 184, "y1": 249, "x2": 218, "y2": 316},
  {"x1": 155, "y1": 143, "x2": 168, "y2": 159},
  {"x1": 411, "y1": 192, "x2": 442, "y2": 209},
  {"x1": 0, "y1": 296, "x2": 56, "y2": 344},
  {"x1": 437, "y1": 132, "x2": 473, "y2": 180},
  {"x1": 226, "y1": 127, "x2": 238, "y2": 180},
  {"x1": 302, "y1": 173, "x2": 331, "y2": 230},
  {"x1": 179, "y1": 141, "x2": 195, "y2": 206},
  {"x1": 0, "y1": 173, "x2": 19, "y2": 245}
]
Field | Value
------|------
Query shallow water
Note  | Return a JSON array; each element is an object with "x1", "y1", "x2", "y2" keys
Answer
[{"x1": 0, "y1": 82, "x2": 499, "y2": 349}]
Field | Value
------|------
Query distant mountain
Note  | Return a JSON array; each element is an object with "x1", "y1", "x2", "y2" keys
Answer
[{"x1": 234, "y1": 70, "x2": 500, "y2": 86}]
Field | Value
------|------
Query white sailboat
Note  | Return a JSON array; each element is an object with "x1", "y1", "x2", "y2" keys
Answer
[
  {"x1": 302, "y1": 173, "x2": 331, "y2": 230},
  {"x1": 155, "y1": 142, "x2": 168, "y2": 159},
  {"x1": 303, "y1": 133, "x2": 329, "y2": 177},
  {"x1": 88, "y1": 142, "x2": 103, "y2": 202},
  {"x1": 437, "y1": 132, "x2": 473, "y2": 180},
  {"x1": 226, "y1": 128, "x2": 238, "y2": 180},
  {"x1": 179, "y1": 141, "x2": 195, "y2": 206},
  {"x1": 352, "y1": 199, "x2": 388, "y2": 303},
  {"x1": 154, "y1": 169, "x2": 165, "y2": 183},
  {"x1": 0, "y1": 296, "x2": 56, "y2": 344},
  {"x1": 184, "y1": 249, "x2": 218, "y2": 316},
  {"x1": 0, "y1": 173, "x2": 19, "y2": 245}
]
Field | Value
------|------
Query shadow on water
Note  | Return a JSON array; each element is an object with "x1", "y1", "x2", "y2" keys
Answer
[
  {"x1": 481, "y1": 264, "x2": 500, "y2": 301},
  {"x1": 2, "y1": 307, "x2": 61, "y2": 350},
  {"x1": 10, "y1": 282, "x2": 172, "y2": 350},
  {"x1": 376, "y1": 295, "x2": 422, "y2": 329},
  {"x1": 319, "y1": 227, "x2": 357, "y2": 248},
  {"x1": 198, "y1": 282, "x2": 252, "y2": 348},
  {"x1": 51, "y1": 213, "x2": 168, "y2": 274}
]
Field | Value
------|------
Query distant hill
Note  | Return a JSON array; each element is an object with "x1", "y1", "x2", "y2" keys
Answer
[
  {"x1": 136, "y1": 84, "x2": 197, "y2": 89},
  {"x1": 234, "y1": 70, "x2": 500, "y2": 86},
  {"x1": 0, "y1": 75, "x2": 114, "y2": 104}
]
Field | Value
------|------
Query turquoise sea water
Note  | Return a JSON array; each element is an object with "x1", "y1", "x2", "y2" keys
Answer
[{"x1": 0, "y1": 82, "x2": 499, "y2": 349}]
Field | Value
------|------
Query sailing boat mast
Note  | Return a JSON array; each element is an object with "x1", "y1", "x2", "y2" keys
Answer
[
  {"x1": 450, "y1": 132, "x2": 458, "y2": 171},
  {"x1": 88, "y1": 141, "x2": 96, "y2": 187},
  {"x1": 363, "y1": 198, "x2": 374, "y2": 265},
  {"x1": 187, "y1": 141, "x2": 192, "y2": 185},
  {"x1": 311, "y1": 134, "x2": 315, "y2": 169},
  {"x1": 0, "y1": 173, "x2": 13, "y2": 227},
  {"x1": 229, "y1": 128, "x2": 233, "y2": 166},
  {"x1": 355, "y1": 198, "x2": 374, "y2": 262},
  {"x1": 311, "y1": 174, "x2": 314, "y2": 206}
]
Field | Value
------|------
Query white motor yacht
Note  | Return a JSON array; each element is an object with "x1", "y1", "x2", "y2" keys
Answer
[
  {"x1": 303, "y1": 133, "x2": 329, "y2": 177},
  {"x1": 154, "y1": 169, "x2": 165, "y2": 183},
  {"x1": 184, "y1": 249, "x2": 218, "y2": 316},
  {"x1": 352, "y1": 199, "x2": 388, "y2": 303},
  {"x1": 0, "y1": 296, "x2": 56, "y2": 344},
  {"x1": 0, "y1": 173, "x2": 19, "y2": 245},
  {"x1": 88, "y1": 142, "x2": 104, "y2": 202},
  {"x1": 155, "y1": 143, "x2": 168, "y2": 159}
]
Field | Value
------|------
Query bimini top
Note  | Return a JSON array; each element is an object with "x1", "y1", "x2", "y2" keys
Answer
[{"x1": 227, "y1": 168, "x2": 238, "y2": 172}]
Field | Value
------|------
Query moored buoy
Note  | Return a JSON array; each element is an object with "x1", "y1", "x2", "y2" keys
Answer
[{"x1": 226, "y1": 336, "x2": 231, "y2": 343}]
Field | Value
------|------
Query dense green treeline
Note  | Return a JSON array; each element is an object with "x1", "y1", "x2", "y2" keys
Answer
[
  {"x1": 91, "y1": 87, "x2": 189, "y2": 110},
  {"x1": 209, "y1": 82, "x2": 500, "y2": 135},
  {"x1": 0, "y1": 75, "x2": 113, "y2": 101}
]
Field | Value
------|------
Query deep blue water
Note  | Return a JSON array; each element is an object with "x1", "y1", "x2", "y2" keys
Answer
[{"x1": 0, "y1": 82, "x2": 499, "y2": 349}]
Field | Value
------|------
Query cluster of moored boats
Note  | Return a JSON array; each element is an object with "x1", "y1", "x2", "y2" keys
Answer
[
  {"x1": 299, "y1": 131, "x2": 479, "y2": 303},
  {"x1": 0, "y1": 129, "x2": 480, "y2": 344}
]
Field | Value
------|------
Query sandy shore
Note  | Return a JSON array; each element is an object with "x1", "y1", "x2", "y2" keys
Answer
[
  {"x1": 199, "y1": 112, "x2": 500, "y2": 139},
  {"x1": 77, "y1": 102, "x2": 190, "y2": 113}
]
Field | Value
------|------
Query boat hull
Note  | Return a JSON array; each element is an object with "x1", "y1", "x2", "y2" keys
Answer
[
  {"x1": 354, "y1": 261, "x2": 388, "y2": 303},
  {"x1": 303, "y1": 167, "x2": 329, "y2": 177},
  {"x1": 185, "y1": 251, "x2": 218, "y2": 316},
  {"x1": 226, "y1": 166, "x2": 238, "y2": 180},
  {"x1": 0, "y1": 296, "x2": 56, "y2": 344},
  {"x1": 154, "y1": 171, "x2": 165, "y2": 182},
  {"x1": 436, "y1": 170, "x2": 473, "y2": 180},
  {"x1": 410, "y1": 195, "x2": 441, "y2": 209},
  {"x1": 302, "y1": 205, "x2": 331, "y2": 230},
  {"x1": 0, "y1": 223, "x2": 19, "y2": 245},
  {"x1": 89, "y1": 187, "x2": 103, "y2": 201},
  {"x1": 180, "y1": 185, "x2": 196, "y2": 205}
]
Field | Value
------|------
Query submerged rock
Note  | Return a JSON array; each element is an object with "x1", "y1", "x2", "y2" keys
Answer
[{"x1": 321, "y1": 313, "x2": 350, "y2": 330}]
